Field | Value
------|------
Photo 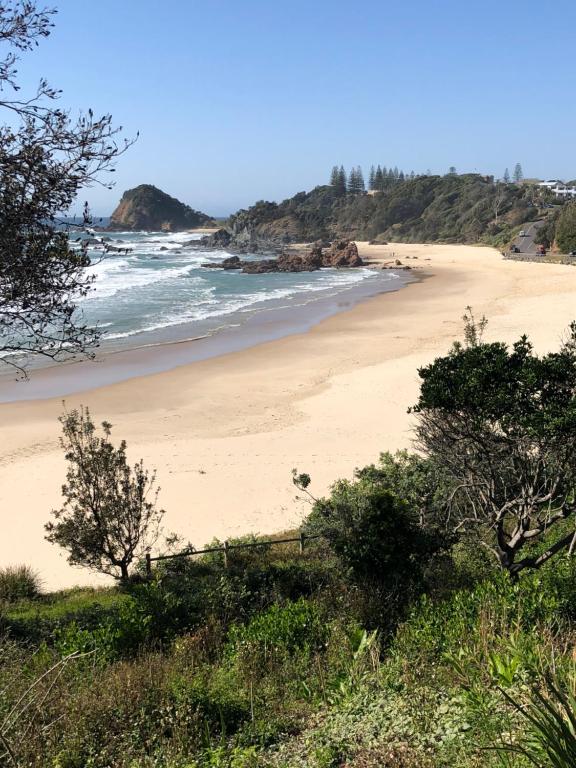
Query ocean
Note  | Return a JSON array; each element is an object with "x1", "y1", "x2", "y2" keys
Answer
[
  {"x1": 77, "y1": 231, "x2": 402, "y2": 352},
  {"x1": 0, "y1": 230, "x2": 410, "y2": 399}
]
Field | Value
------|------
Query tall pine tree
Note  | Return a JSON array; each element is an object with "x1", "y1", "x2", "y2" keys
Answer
[
  {"x1": 368, "y1": 165, "x2": 376, "y2": 191},
  {"x1": 330, "y1": 165, "x2": 340, "y2": 186},
  {"x1": 356, "y1": 166, "x2": 365, "y2": 193},
  {"x1": 513, "y1": 163, "x2": 523, "y2": 183},
  {"x1": 374, "y1": 165, "x2": 384, "y2": 192}
]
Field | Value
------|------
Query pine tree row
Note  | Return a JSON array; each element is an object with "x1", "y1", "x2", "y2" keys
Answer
[{"x1": 329, "y1": 165, "x2": 417, "y2": 194}]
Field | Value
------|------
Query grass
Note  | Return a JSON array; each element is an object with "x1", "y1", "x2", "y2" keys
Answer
[{"x1": 3, "y1": 540, "x2": 576, "y2": 766}]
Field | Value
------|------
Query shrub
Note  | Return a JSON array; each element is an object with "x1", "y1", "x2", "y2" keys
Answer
[
  {"x1": 226, "y1": 599, "x2": 327, "y2": 664},
  {"x1": 0, "y1": 565, "x2": 41, "y2": 602}
]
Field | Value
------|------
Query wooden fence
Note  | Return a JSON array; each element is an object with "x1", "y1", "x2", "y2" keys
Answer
[{"x1": 145, "y1": 532, "x2": 322, "y2": 576}]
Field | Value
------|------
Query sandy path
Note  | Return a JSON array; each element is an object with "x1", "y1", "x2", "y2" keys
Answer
[{"x1": 2, "y1": 242, "x2": 575, "y2": 589}]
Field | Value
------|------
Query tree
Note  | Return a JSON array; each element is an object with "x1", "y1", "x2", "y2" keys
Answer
[
  {"x1": 412, "y1": 310, "x2": 576, "y2": 578},
  {"x1": 297, "y1": 473, "x2": 441, "y2": 593},
  {"x1": 329, "y1": 165, "x2": 340, "y2": 186},
  {"x1": 0, "y1": 2, "x2": 133, "y2": 375},
  {"x1": 513, "y1": 163, "x2": 524, "y2": 183},
  {"x1": 45, "y1": 407, "x2": 165, "y2": 582},
  {"x1": 337, "y1": 165, "x2": 347, "y2": 194},
  {"x1": 448, "y1": 166, "x2": 457, "y2": 175},
  {"x1": 368, "y1": 164, "x2": 376, "y2": 190},
  {"x1": 347, "y1": 167, "x2": 357, "y2": 193},
  {"x1": 374, "y1": 165, "x2": 384, "y2": 192},
  {"x1": 555, "y1": 202, "x2": 576, "y2": 253},
  {"x1": 492, "y1": 182, "x2": 507, "y2": 224},
  {"x1": 503, "y1": 168, "x2": 511, "y2": 184},
  {"x1": 355, "y1": 165, "x2": 365, "y2": 193}
]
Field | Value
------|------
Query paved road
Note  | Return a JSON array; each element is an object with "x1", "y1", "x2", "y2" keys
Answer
[{"x1": 511, "y1": 221, "x2": 544, "y2": 255}]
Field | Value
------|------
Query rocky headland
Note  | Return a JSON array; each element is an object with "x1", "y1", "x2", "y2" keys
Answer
[{"x1": 109, "y1": 185, "x2": 214, "y2": 232}]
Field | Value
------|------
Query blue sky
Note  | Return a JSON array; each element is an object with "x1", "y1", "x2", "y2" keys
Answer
[{"x1": 12, "y1": 0, "x2": 576, "y2": 216}]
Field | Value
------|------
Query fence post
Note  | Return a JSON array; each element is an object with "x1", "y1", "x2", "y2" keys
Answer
[
  {"x1": 223, "y1": 540, "x2": 229, "y2": 569},
  {"x1": 145, "y1": 552, "x2": 152, "y2": 578},
  {"x1": 299, "y1": 531, "x2": 305, "y2": 555}
]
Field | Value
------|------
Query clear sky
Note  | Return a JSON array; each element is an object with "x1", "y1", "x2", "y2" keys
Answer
[{"x1": 12, "y1": 0, "x2": 576, "y2": 216}]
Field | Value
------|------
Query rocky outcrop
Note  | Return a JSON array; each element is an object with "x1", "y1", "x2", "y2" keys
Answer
[
  {"x1": 199, "y1": 228, "x2": 232, "y2": 248},
  {"x1": 201, "y1": 241, "x2": 363, "y2": 274},
  {"x1": 109, "y1": 185, "x2": 214, "y2": 232},
  {"x1": 322, "y1": 240, "x2": 363, "y2": 267}
]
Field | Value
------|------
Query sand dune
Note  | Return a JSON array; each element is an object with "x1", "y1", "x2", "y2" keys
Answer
[{"x1": 2, "y1": 242, "x2": 576, "y2": 589}]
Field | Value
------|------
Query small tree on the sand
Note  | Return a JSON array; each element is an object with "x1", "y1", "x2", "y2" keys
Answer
[
  {"x1": 45, "y1": 407, "x2": 164, "y2": 582},
  {"x1": 412, "y1": 309, "x2": 576, "y2": 578}
]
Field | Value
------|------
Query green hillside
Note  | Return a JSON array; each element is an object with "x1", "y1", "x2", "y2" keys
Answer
[{"x1": 227, "y1": 174, "x2": 538, "y2": 249}]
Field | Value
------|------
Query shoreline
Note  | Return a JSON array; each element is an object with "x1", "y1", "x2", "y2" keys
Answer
[
  {"x1": 3, "y1": 241, "x2": 576, "y2": 590},
  {"x1": 0, "y1": 261, "x2": 414, "y2": 403}
]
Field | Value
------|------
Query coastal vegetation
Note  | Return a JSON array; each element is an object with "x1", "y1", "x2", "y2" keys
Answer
[
  {"x1": 3, "y1": 316, "x2": 576, "y2": 767},
  {"x1": 225, "y1": 173, "x2": 538, "y2": 251}
]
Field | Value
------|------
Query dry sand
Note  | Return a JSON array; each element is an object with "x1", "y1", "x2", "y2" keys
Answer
[{"x1": 2, "y1": 242, "x2": 576, "y2": 590}]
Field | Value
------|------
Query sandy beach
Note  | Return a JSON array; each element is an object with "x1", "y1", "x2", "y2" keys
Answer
[{"x1": 2, "y1": 241, "x2": 576, "y2": 590}]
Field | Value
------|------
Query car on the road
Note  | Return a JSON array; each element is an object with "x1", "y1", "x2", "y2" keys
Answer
[{"x1": 519, "y1": 230, "x2": 527, "y2": 236}]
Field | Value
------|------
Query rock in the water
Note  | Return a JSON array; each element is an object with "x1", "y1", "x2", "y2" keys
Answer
[{"x1": 109, "y1": 184, "x2": 214, "y2": 232}]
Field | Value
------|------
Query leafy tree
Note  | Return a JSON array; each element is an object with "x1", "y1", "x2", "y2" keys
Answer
[
  {"x1": 45, "y1": 407, "x2": 165, "y2": 582},
  {"x1": 356, "y1": 450, "x2": 452, "y2": 531},
  {"x1": 448, "y1": 166, "x2": 457, "y2": 175},
  {"x1": 513, "y1": 163, "x2": 524, "y2": 183},
  {"x1": 555, "y1": 202, "x2": 576, "y2": 253},
  {"x1": 0, "y1": 2, "x2": 133, "y2": 375},
  {"x1": 503, "y1": 168, "x2": 510, "y2": 183},
  {"x1": 412, "y1": 310, "x2": 576, "y2": 578}
]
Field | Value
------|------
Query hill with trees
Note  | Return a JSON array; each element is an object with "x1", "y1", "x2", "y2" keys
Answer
[
  {"x1": 226, "y1": 173, "x2": 537, "y2": 251},
  {"x1": 110, "y1": 185, "x2": 214, "y2": 232}
]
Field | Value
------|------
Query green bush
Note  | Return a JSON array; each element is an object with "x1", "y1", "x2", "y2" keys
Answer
[
  {"x1": 0, "y1": 564, "x2": 42, "y2": 602},
  {"x1": 226, "y1": 599, "x2": 327, "y2": 663}
]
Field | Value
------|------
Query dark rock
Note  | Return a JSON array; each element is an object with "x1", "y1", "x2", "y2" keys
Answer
[
  {"x1": 109, "y1": 184, "x2": 214, "y2": 232},
  {"x1": 200, "y1": 228, "x2": 232, "y2": 248}
]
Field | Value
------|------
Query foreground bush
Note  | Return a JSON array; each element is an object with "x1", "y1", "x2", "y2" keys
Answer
[{"x1": 0, "y1": 564, "x2": 41, "y2": 602}]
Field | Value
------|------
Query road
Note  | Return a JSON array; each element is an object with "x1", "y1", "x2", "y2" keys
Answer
[{"x1": 511, "y1": 220, "x2": 544, "y2": 255}]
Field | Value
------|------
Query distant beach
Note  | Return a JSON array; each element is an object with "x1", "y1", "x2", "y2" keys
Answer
[{"x1": 3, "y1": 241, "x2": 576, "y2": 589}]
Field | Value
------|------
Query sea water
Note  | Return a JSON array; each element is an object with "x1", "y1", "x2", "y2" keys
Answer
[{"x1": 76, "y1": 231, "x2": 399, "y2": 352}]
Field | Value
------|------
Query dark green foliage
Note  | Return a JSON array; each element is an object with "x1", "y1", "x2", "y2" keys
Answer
[
  {"x1": 514, "y1": 162, "x2": 524, "y2": 183},
  {"x1": 555, "y1": 202, "x2": 576, "y2": 253},
  {"x1": 45, "y1": 407, "x2": 165, "y2": 582},
  {"x1": 413, "y1": 314, "x2": 576, "y2": 575},
  {"x1": 304, "y1": 479, "x2": 441, "y2": 593}
]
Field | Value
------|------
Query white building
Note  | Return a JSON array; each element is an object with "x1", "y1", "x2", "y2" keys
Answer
[{"x1": 537, "y1": 180, "x2": 576, "y2": 198}]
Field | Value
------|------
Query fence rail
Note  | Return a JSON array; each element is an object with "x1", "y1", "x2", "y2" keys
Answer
[{"x1": 145, "y1": 532, "x2": 322, "y2": 576}]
